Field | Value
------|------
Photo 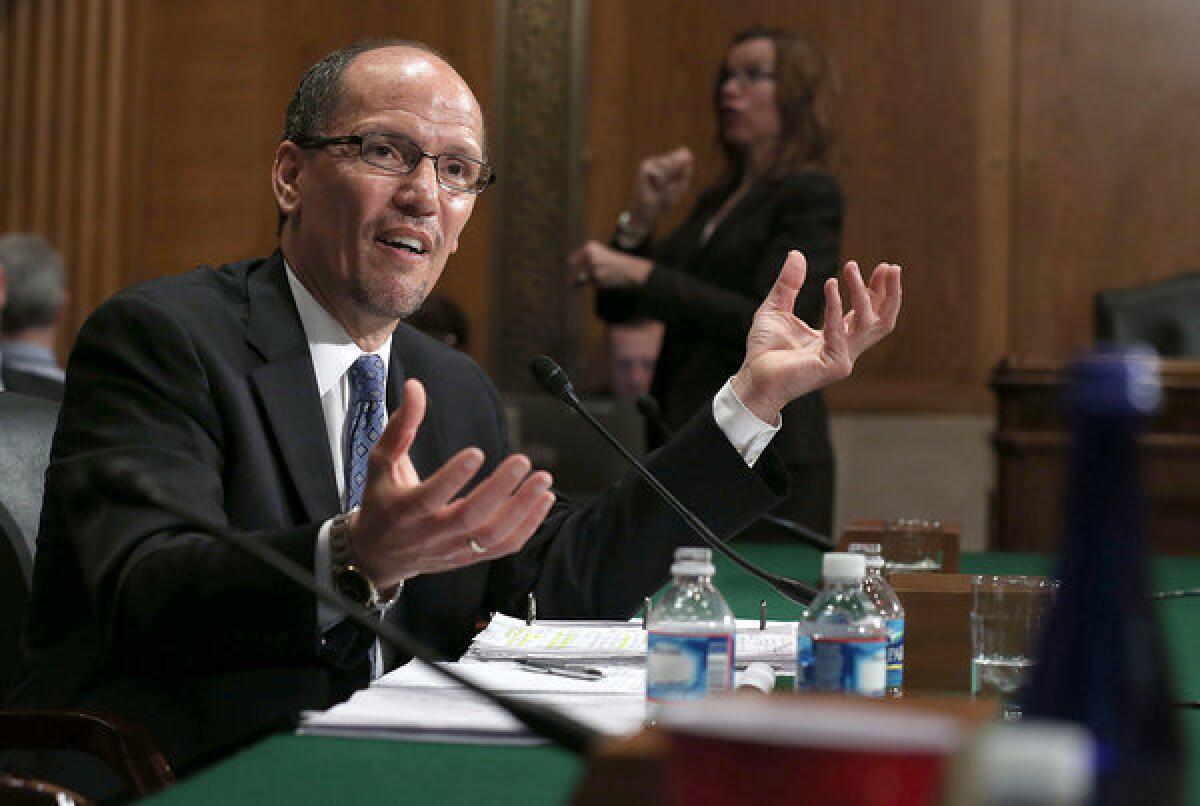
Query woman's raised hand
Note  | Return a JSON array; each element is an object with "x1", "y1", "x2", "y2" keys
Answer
[{"x1": 632, "y1": 147, "x2": 695, "y2": 227}]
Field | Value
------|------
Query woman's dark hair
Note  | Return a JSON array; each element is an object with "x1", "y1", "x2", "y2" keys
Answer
[{"x1": 714, "y1": 27, "x2": 839, "y2": 186}]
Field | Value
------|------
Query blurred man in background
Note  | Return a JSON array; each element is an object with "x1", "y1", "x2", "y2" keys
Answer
[
  {"x1": 406, "y1": 292, "x2": 470, "y2": 350},
  {"x1": 0, "y1": 233, "x2": 67, "y2": 402},
  {"x1": 606, "y1": 318, "x2": 663, "y2": 400}
]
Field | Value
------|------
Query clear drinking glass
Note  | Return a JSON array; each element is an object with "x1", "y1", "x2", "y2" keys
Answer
[
  {"x1": 970, "y1": 575, "x2": 1058, "y2": 719},
  {"x1": 882, "y1": 518, "x2": 944, "y2": 575}
]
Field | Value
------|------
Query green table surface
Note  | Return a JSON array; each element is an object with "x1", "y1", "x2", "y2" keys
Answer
[{"x1": 144, "y1": 546, "x2": 1200, "y2": 805}]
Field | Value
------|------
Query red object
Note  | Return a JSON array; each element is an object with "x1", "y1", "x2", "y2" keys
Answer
[{"x1": 664, "y1": 732, "x2": 946, "y2": 806}]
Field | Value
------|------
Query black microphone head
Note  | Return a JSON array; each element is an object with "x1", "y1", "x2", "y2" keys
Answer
[
  {"x1": 635, "y1": 394, "x2": 661, "y2": 421},
  {"x1": 529, "y1": 355, "x2": 575, "y2": 402}
]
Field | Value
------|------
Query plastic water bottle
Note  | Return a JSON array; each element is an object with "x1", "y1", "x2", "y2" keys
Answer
[
  {"x1": 645, "y1": 547, "x2": 737, "y2": 721},
  {"x1": 795, "y1": 552, "x2": 887, "y2": 697},
  {"x1": 851, "y1": 543, "x2": 906, "y2": 696},
  {"x1": 1023, "y1": 348, "x2": 1183, "y2": 804}
]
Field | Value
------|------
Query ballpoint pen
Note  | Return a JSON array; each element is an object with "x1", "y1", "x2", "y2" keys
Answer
[{"x1": 516, "y1": 659, "x2": 605, "y2": 681}]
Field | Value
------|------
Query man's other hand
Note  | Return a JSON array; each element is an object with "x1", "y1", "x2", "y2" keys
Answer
[
  {"x1": 731, "y1": 251, "x2": 903, "y2": 424},
  {"x1": 348, "y1": 378, "x2": 556, "y2": 591}
]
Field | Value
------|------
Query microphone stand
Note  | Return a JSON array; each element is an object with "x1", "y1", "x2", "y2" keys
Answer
[
  {"x1": 638, "y1": 395, "x2": 835, "y2": 554},
  {"x1": 636, "y1": 395, "x2": 834, "y2": 551},
  {"x1": 532, "y1": 356, "x2": 817, "y2": 605},
  {"x1": 91, "y1": 462, "x2": 598, "y2": 756}
]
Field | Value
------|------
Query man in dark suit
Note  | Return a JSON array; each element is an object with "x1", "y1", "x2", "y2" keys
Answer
[
  {"x1": 11, "y1": 39, "x2": 901, "y2": 779},
  {"x1": 0, "y1": 234, "x2": 68, "y2": 402}
]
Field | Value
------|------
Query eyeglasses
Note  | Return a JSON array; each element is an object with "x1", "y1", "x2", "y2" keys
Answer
[
  {"x1": 294, "y1": 132, "x2": 496, "y2": 194},
  {"x1": 716, "y1": 66, "x2": 776, "y2": 87}
]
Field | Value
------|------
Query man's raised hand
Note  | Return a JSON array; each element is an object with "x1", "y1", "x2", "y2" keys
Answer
[{"x1": 731, "y1": 251, "x2": 902, "y2": 424}]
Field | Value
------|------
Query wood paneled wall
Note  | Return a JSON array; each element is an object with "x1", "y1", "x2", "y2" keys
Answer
[
  {"x1": 1, "y1": 0, "x2": 139, "y2": 356},
  {"x1": 582, "y1": 0, "x2": 1200, "y2": 411},
  {"x1": 4, "y1": 1, "x2": 1199, "y2": 414},
  {"x1": 1010, "y1": 0, "x2": 1200, "y2": 361}
]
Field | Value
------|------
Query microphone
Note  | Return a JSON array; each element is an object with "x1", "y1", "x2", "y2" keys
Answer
[
  {"x1": 531, "y1": 356, "x2": 817, "y2": 605},
  {"x1": 1148, "y1": 589, "x2": 1200, "y2": 600},
  {"x1": 635, "y1": 394, "x2": 833, "y2": 551},
  {"x1": 90, "y1": 459, "x2": 598, "y2": 756}
]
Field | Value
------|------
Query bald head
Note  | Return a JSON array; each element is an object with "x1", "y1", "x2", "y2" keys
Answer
[
  {"x1": 278, "y1": 40, "x2": 485, "y2": 233},
  {"x1": 283, "y1": 40, "x2": 481, "y2": 153},
  {"x1": 331, "y1": 45, "x2": 483, "y2": 147}
]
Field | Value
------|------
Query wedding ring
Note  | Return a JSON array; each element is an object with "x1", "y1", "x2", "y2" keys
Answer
[{"x1": 468, "y1": 537, "x2": 487, "y2": 555}]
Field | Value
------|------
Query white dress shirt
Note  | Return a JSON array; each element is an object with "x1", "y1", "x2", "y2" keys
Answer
[{"x1": 284, "y1": 265, "x2": 392, "y2": 633}]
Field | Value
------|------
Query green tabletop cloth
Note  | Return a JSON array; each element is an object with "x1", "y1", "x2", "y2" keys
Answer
[{"x1": 144, "y1": 546, "x2": 1200, "y2": 805}]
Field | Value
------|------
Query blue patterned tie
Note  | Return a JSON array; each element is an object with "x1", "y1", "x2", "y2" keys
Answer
[{"x1": 344, "y1": 354, "x2": 387, "y2": 511}]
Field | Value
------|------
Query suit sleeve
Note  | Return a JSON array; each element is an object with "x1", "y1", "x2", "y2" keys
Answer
[
  {"x1": 637, "y1": 173, "x2": 843, "y2": 348},
  {"x1": 481, "y1": 400, "x2": 789, "y2": 621},
  {"x1": 594, "y1": 194, "x2": 705, "y2": 325},
  {"x1": 45, "y1": 291, "x2": 321, "y2": 676},
  {"x1": 593, "y1": 230, "x2": 649, "y2": 323}
]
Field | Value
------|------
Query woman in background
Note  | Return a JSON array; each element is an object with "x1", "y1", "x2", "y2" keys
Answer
[{"x1": 572, "y1": 27, "x2": 843, "y2": 541}]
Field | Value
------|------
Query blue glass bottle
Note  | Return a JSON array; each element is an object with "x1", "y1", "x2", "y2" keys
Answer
[{"x1": 1022, "y1": 347, "x2": 1183, "y2": 804}]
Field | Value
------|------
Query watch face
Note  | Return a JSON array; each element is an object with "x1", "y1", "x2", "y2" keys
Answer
[{"x1": 335, "y1": 567, "x2": 371, "y2": 605}]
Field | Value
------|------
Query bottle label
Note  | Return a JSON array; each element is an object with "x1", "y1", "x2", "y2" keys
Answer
[
  {"x1": 812, "y1": 636, "x2": 887, "y2": 696},
  {"x1": 886, "y1": 617, "x2": 905, "y2": 690},
  {"x1": 795, "y1": 631, "x2": 814, "y2": 690},
  {"x1": 646, "y1": 632, "x2": 734, "y2": 703}
]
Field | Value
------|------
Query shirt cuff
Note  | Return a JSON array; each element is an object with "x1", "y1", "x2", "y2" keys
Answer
[
  {"x1": 712, "y1": 376, "x2": 781, "y2": 468},
  {"x1": 315, "y1": 517, "x2": 340, "y2": 630}
]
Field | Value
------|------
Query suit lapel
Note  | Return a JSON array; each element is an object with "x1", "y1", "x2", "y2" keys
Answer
[
  {"x1": 388, "y1": 326, "x2": 444, "y2": 480},
  {"x1": 244, "y1": 254, "x2": 341, "y2": 522},
  {"x1": 694, "y1": 178, "x2": 772, "y2": 259}
]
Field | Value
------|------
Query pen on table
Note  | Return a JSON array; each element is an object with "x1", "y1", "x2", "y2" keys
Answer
[
  {"x1": 760, "y1": 599, "x2": 767, "y2": 631},
  {"x1": 642, "y1": 596, "x2": 651, "y2": 630},
  {"x1": 516, "y1": 659, "x2": 605, "y2": 681},
  {"x1": 526, "y1": 592, "x2": 537, "y2": 626}
]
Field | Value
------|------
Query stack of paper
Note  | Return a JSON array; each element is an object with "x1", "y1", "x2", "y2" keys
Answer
[
  {"x1": 298, "y1": 659, "x2": 647, "y2": 743},
  {"x1": 468, "y1": 614, "x2": 796, "y2": 669},
  {"x1": 298, "y1": 615, "x2": 799, "y2": 744},
  {"x1": 466, "y1": 614, "x2": 646, "y2": 663}
]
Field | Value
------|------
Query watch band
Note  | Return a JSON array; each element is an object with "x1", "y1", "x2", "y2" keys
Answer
[
  {"x1": 330, "y1": 510, "x2": 380, "y2": 610},
  {"x1": 615, "y1": 210, "x2": 650, "y2": 248}
]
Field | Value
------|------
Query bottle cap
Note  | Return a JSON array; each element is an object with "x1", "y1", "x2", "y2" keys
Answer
[
  {"x1": 671, "y1": 546, "x2": 715, "y2": 576},
  {"x1": 734, "y1": 662, "x2": 776, "y2": 694},
  {"x1": 821, "y1": 552, "x2": 866, "y2": 581},
  {"x1": 1067, "y1": 346, "x2": 1161, "y2": 417}
]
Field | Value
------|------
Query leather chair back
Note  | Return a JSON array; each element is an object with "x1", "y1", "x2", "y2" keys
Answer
[
  {"x1": 0, "y1": 392, "x2": 58, "y2": 563},
  {"x1": 0, "y1": 392, "x2": 57, "y2": 698},
  {"x1": 1094, "y1": 271, "x2": 1200, "y2": 357},
  {"x1": 1, "y1": 501, "x2": 30, "y2": 698}
]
